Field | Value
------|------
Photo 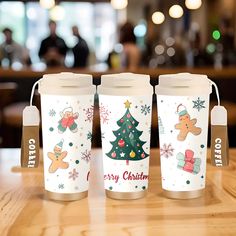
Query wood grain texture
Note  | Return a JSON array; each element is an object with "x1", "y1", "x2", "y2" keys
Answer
[{"x1": 0, "y1": 148, "x2": 236, "y2": 236}]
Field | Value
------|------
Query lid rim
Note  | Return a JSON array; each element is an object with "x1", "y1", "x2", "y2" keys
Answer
[
  {"x1": 39, "y1": 72, "x2": 94, "y2": 89},
  {"x1": 100, "y1": 73, "x2": 152, "y2": 88},
  {"x1": 158, "y1": 72, "x2": 210, "y2": 88}
]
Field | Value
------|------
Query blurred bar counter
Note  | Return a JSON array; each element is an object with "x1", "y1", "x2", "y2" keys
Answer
[
  {"x1": 1, "y1": 66, "x2": 236, "y2": 81},
  {"x1": 1, "y1": 66, "x2": 236, "y2": 148},
  {"x1": 1, "y1": 66, "x2": 236, "y2": 101}
]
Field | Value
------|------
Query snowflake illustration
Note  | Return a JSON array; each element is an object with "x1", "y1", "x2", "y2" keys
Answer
[
  {"x1": 69, "y1": 169, "x2": 79, "y2": 181},
  {"x1": 84, "y1": 105, "x2": 94, "y2": 122},
  {"x1": 49, "y1": 109, "x2": 56, "y2": 117},
  {"x1": 87, "y1": 131, "x2": 92, "y2": 141},
  {"x1": 160, "y1": 143, "x2": 174, "y2": 158},
  {"x1": 141, "y1": 104, "x2": 151, "y2": 115},
  {"x1": 81, "y1": 150, "x2": 91, "y2": 163},
  {"x1": 192, "y1": 97, "x2": 205, "y2": 111},
  {"x1": 99, "y1": 103, "x2": 111, "y2": 124},
  {"x1": 58, "y1": 184, "x2": 64, "y2": 189}
]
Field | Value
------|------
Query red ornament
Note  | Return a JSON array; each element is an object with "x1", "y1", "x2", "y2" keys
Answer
[
  {"x1": 118, "y1": 139, "x2": 125, "y2": 148},
  {"x1": 120, "y1": 119, "x2": 124, "y2": 123},
  {"x1": 127, "y1": 113, "x2": 131, "y2": 118},
  {"x1": 128, "y1": 125, "x2": 132, "y2": 129},
  {"x1": 111, "y1": 152, "x2": 116, "y2": 158},
  {"x1": 141, "y1": 152, "x2": 145, "y2": 158}
]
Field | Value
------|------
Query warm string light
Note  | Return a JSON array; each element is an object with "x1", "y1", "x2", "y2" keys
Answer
[
  {"x1": 169, "y1": 4, "x2": 184, "y2": 18},
  {"x1": 111, "y1": 0, "x2": 128, "y2": 10},
  {"x1": 50, "y1": 5, "x2": 65, "y2": 21},
  {"x1": 185, "y1": 0, "x2": 202, "y2": 10},
  {"x1": 39, "y1": 0, "x2": 55, "y2": 9},
  {"x1": 152, "y1": 11, "x2": 165, "y2": 25}
]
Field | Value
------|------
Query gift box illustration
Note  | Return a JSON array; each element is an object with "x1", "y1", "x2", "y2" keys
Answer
[{"x1": 176, "y1": 149, "x2": 201, "y2": 174}]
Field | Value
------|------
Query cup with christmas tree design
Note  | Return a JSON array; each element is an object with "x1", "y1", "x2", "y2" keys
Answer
[
  {"x1": 98, "y1": 73, "x2": 153, "y2": 200},
  {"x1": 38, "y1": 72, "x2": 95, "y2": 201},
  {"x1": 156, "y1": 73, "x2": 212, "y2": 199}
]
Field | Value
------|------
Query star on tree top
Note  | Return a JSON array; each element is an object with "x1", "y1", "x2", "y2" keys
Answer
[{"x1": 124, "y1": 100, "x2": 132, "y2": 109}]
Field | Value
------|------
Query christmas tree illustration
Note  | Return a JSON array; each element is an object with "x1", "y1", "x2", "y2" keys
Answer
[{"x1": 106, "y1": 100, "x2": 149, "y2": 165}]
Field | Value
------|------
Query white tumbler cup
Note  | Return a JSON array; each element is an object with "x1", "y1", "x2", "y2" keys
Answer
[
  {"x1": 98, "y1": 73, "x2": 153, "y2": 199},
  {"x1": 39, "y1": 72, "x2": 95, "y2": 201},
  {"x1": 156, "y1": 73, "x2": 212, "y2": 199}
]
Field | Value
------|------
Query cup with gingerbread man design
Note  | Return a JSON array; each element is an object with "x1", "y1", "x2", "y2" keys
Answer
[
  {"x1": 38, "y1": 72, "x2": 95, "y2": 201},
  {"x1": 156, "y1": 73, "x2": 212, "y2": 199}
]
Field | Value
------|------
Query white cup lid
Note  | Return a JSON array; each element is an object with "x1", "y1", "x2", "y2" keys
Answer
[
  {"x1": 100, "y1": 72, "x2": 151, "y2": 88},
  {"x1": 38, "y1": 72, "x2": 95, "y2": 95},
  {"x1": 40, "y1": 72, "x2": 93, "y2": 88},
  {"x1": 156, "y1": 72, "x2": 212, "y2": 95},
  {"x1": 158, "y1": 72, "x2": 209, "y2": 87},
  {"x1": 158, "y1": 73, "x2": 210, "y2": 87}
]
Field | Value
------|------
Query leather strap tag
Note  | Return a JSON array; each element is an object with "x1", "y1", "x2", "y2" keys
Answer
[
  {"x1": 211, "y1": 125, "x2": 229, "y2": 166},
  {"x1": 210, "y1": 106, "x2": 229, "y2": 166},
  {"x1": 21, "y1": 106, "x2": 40, "y2": 168}
]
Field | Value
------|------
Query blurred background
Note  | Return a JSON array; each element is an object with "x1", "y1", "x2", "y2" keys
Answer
[
  {"x1": 0, "y1": 0, "x2": 236, "y2": 148},
  {"x1": 0, "y1": 0, "x2": 236, "y2": 69}
]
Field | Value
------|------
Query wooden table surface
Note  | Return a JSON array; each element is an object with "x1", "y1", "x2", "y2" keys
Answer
[{"x1": 0, "y1": 148, "x2": 236, "y2": 236}]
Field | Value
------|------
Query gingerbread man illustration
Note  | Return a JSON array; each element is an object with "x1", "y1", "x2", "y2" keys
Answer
[
  {"x1": 175, "y1": 104, "x2": 201, "y2": 141},
  {"x1": 58, "y1": 107, "x2": 78, "y2": 133},
  {"x1": 47, "y1": 139, "x2": 69, "y2": 173}
]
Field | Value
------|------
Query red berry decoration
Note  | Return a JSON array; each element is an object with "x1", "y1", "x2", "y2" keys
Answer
[
  {"x1": 128, "y1": 125, "x2": 132, "y2": 129},
  {"x1": 120, "y1": 119, "x2": 124, "y2": 123},
  {"x1": 118, "y1": 139, "x2": 125, "y2": 148},
  {"x1": 111, "y1": 152, "x2": 116, "y2": 158},
  {"x1": 141, "y1": 152, "x2": 145, "y2": 158},
  {"x1": 127, "y1": 113, "x2": 131, "y2": 118}
]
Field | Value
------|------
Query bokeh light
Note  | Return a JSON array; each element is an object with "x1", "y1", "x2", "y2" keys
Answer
[
  {"x1": 50, "y1": 5, "x2": 65, "y2": 21},
  {"x1": 40, "y1": 0, "x2": 55, "y2": 9},
  {"x1": 114, "y1": 43, "x2": 123, "y2": 53},
  {"x1": 26, "y1": 7, "x2": 37, "y2": 20},
  {"x1": 206, "y1": 43, "x2": 216, "y2": 54},
  {"x1": 212, "y1": 30, "x2": 221, "y2": 40},
  {"x1": 167, "y1": 47, "x2": 175, "y2": 57},
  {"x1": 111, "y1": 0, "x2": 128, "y2": 10},
  {"x1": 169, "y1": 5, "x2": 184, "y2": 18},
  {"x1": 165, "y1": 37, "x2": 175, "y2": 47},
  {"x1": 152, "y1": 11, "x2": 165, "y2": 24},
  {"x1": 155, "y1": 45, "x2": 165, "y2": 55},
  {"x1": 185, "y1": 0, "x2": 202, "y2": 10},
  {"x1": 134, "y1": 23, "x2": 147, "y2": 37}
]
